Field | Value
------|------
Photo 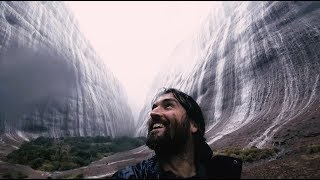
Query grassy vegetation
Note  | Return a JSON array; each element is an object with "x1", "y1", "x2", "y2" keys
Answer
[
  {"x1": 0, "y1": 171, "x2": 28, "y2": 179},
  {"x1": 212, "y1": 146, "x2": 280, "y2": 162},
  {"x1": 55, "y1": 173, "x2": 84, "y2": 179},
  {"x1": 306, "y1": 144, "x2": 320, "y2": 154},
  {"x1": 5, "y1": 136, "x2": 146, "y2": 172},
  {"x1": 213, "y1": 144, "x2": 320, "y2": 163}
]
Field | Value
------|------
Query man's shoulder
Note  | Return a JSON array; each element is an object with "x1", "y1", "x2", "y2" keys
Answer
[
  {"x1": 207, "y1": 155, "x2": 243, "y2": 179},
  {"x1": 112, "y1": 156, "x2": 158, "y2": 179}
]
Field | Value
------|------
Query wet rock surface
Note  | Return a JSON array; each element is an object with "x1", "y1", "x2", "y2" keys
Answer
[
  {"x1": 0, "y1": 1, "x2": 134, "y2": 139},
  {"x1": 136, "y1": 1, "x2": 320, "y2": 150},
  {"x1": 0, "y1": 1, "x2": 319, "y2": 179}
]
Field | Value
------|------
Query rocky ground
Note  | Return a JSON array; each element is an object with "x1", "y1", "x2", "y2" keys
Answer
[{"x1": 242, "y1": 147, "x2": 320, "y2": 179}]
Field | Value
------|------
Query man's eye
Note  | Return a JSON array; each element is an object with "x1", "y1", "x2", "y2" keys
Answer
[
  {"x1": 152, "y1": 104, "x2": 157, "y2": 110},
  {"x1": 164, "y1": 103, "x2": 173, "y2": 109}
]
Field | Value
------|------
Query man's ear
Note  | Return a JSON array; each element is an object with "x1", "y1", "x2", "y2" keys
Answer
[{"x1": 190, "y1": 120, "x2": 198, "y2": 133}]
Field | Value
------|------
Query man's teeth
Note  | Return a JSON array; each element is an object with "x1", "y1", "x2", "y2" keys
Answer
[{"x1": 153, "y1": 123, "x2": 164, "y2": 129}]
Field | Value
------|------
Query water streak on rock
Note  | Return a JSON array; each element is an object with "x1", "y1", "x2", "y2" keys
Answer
[{"x1": 135, "y1": 1, "x2": 320, "y2": 148}]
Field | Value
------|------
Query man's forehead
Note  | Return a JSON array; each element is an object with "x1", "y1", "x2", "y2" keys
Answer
[{"x1": 153, "y1": 93, "x2": 177, "y2": 104}]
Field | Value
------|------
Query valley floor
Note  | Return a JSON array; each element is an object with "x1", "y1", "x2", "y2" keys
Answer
[{"x1": 242, "y1": 150, "x2": 320, "y2": 179}]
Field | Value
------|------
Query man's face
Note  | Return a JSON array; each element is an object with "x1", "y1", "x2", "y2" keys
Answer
[{"x1": 146, "y1": 93, "x2": 193, "y2": 151}]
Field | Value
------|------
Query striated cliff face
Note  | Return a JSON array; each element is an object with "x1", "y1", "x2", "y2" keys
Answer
[
  {"x1": 0, "y1": 1, "x2": 135, "y2": 139},
  {"x1": 135, "y1": 1, "x2": 320, "y2": 149}
]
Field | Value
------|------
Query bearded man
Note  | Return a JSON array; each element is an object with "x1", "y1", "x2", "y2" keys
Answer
[{"x1": 112, "y1": 88, "x2": 242, "y2": 179}]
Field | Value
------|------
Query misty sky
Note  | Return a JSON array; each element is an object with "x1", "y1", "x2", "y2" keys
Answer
[{"x1": 67, "y1": 1, "x2": 215, "y2": 120}]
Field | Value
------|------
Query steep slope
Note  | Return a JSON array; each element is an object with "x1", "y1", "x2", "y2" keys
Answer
[
  {"x1": 135, "y1": 1, "x2": 320, "y2": 149},
  {"x1": 0, "y1": 2, "x2": 134, "y2": 141}
]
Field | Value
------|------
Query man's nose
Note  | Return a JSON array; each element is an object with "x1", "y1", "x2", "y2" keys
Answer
[{"x1": 150, "y1": 107, "x2": 163, "y2": 120}]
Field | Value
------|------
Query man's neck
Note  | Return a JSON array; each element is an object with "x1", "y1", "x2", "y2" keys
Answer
[{"x1": 158, "y1": 138, "x2": 196, "y2": 178}]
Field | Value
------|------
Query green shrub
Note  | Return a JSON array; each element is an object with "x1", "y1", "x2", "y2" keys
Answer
[
  {"x1": 75, "y1": 173, "x2": 84, "y2": 179},
  {"x1": 59, "y1": 161, "x2": 79, "y2": 171},
  {"x1": 2, "y1": 172, "x2": 12, "y2": 178},
  {"x1": 1, "y1": 171, "x2": 28, "y2": 179},
  {"x1": 16, "y1": 172, "x2": 28, "y2": 179},
  {"x1": 33, "y1": 136, "x2": 54, "y2": 146},
  {"x1": 307, "y1": 145, "x2": 320, "y2": 154},
  {"x1": 39, "y1": 162, "x2": 56, "y2": 172},
  {"x1": 213, "y1": 147, "x2": 279, "y2": 162},
  {"x1": 30, "y1": 157, "x2": 45, "y2": 169},
  {"x1": 6, "y1": 136, "x2": 146, "y2": 172}
]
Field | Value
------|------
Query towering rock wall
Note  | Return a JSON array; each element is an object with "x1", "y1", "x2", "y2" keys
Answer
[
  {"x1": 135, "y1": 1, "x2": 320, "y2": 148},
  {"x1": 0, "y1": 1, "x2": 135, "y2": 139}
]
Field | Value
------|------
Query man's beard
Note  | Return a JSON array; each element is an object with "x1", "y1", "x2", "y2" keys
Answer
[{"x1": 146, "y1": 118, "x2": 191, "y2": 156}]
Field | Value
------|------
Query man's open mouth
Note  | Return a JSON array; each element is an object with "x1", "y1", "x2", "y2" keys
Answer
[{"x1": 152, "y1": 123, "x2": 165, "y2": 130}]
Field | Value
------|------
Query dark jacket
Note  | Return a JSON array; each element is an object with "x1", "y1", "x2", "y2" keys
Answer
[{"x1": 112, "y1": 142, "x2": 242, "y2": 179}]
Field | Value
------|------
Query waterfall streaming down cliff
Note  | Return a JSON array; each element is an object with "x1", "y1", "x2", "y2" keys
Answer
[
  {"x1": 0, "y1": 1, "x2": 135, "y2": 139},
  {"x1": 135, "y1": 1, "x2": 320, "y2": 148}
]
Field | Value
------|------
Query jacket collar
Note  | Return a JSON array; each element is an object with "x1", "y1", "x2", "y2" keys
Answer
[{"x1": 151, "y1": 141, "x2": 212, "y2": 178}]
